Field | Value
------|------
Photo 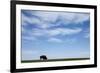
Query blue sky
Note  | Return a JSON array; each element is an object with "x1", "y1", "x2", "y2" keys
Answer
[{"x1": 21, "y1": 10, "x2": 90, "y2": 60}]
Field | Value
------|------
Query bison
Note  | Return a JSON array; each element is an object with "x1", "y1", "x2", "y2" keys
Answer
[{"x1": 40, "y1": 55, "x2": 48, "y2": 61}]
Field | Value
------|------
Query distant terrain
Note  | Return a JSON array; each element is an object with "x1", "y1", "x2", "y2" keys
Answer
[{"x1": 21, "y1": 58, "x2": 90, "y2": 63}]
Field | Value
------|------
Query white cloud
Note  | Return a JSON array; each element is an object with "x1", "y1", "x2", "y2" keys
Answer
[
  {"x1": 22, "y1": 36, "x2": 37, "y2": 41},
  {"x1": 31, "y1": 28, "x2": 82, "y2": 38},
  {"x1": 22, "y1": 13, "x2": 56, "y2": 29},
  {"x1": 28, "y1": 11, "x2": 59, "y2": 23},
  {"x1": 21, "y1": 11, "x2": 87, "y2": 41},
  {"x1": 47, "y1": 38, "x2": 62, "y2": 43},
  {"x1": 22, "y1": 13, "x2": 41, "y2": 26},
  {"x1": 47, "y1": 37, "x2": 77, "y2": 44},
  {"x1": 73, "y1": 13, "x2": 89, "y2": 24},
  {"x1": 30, "y1": 11, "x2": 89, "y2": 24},
  {"x1": 22, "y1": 11, "x2": 90, "y2": 29},
  {"x1": 48, "y1": 28, "x2": 82, "y2": 36},
  {"x1": 32, "y1": 29, "x2": 45, "y2": 36}
]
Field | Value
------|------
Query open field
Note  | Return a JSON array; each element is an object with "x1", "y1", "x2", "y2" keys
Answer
[{"x1": 21, "y1": 58, "x2": 90, "y2": 63}]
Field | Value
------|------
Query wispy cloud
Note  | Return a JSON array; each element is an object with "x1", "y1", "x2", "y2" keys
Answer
[
  {"x1": 22, "y1": 36, "x2": 37, "y2": 41},
  {"x1": 22, "y1": 10, "x2": 90, "y2": 29},
  {"x1": 26, "y1": 11, "x2": 89, "y2": 24},
  {"x1": 47, "y1": 37, "x2": 62, "y2": 43},
  {"x1": 21, "y1": 10, "x2": 89, "y2": 43},
  {"x1": 47, "y1": 28, "x2": 82, "y2": 36},
  {"x1": 22, "y1": 13, "x2": 41, "y2": 26},
  {"x1": 31, "y1": 28, "x2": 82, "y2": 37}
]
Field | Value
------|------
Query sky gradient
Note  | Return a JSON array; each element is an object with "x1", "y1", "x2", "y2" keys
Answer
[{"x1": 21, "y1": 10, "x2": 90, "y2": 60}]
